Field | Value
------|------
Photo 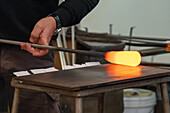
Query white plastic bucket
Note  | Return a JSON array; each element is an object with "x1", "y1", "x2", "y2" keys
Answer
[{"x1": 123, "y1": 88, "x2": 156, "y2": 113}]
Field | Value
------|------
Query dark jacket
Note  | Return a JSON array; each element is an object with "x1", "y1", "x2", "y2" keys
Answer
[{"x1": 0, "y1": 0, "x2": 99, "y2": 42}]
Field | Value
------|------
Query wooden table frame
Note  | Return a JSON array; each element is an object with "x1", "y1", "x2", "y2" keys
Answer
[{"x1": 11, "y1": 75, "x2": 170, "y2": 113}]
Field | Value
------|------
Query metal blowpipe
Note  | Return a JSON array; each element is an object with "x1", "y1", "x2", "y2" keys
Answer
[
  {"x1": 0, "y1": 39, "x2": 104, "y2": 57},
  {"x1": 0, "y1": 38, "x2": 168, "y2": 57}
]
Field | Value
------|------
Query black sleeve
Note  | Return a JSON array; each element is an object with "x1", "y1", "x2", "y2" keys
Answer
[{"x1": 52, "y1": 0, "x2": 99, "y2": 27}]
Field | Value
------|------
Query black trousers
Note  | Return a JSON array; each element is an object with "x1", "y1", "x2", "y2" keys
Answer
[{"x1": 0, "y1": 44, "x2": 60, "y2": 113}]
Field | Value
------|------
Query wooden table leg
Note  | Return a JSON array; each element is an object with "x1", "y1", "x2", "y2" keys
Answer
[
  {"x1": 11, "y1": 88, "x2": 20, "y2": 113},
  {"x1": 75, "y1": 97, "x2": 83, "y2": 113},
  {"x1": 98, "y1": 93, "x2": 104, "y2": 113},
  {"x1": 160, "y1": 83, "x2": 170, "y2": 113}
]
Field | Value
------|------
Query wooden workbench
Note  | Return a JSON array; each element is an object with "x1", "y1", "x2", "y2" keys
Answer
[{"x1": 11, "y1": 64, "x2": 170, "y2": 113}]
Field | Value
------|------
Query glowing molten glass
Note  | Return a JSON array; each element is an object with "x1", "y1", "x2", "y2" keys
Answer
[{"x1": 105, "y1": 51, "x2": 141, "y2": 66}]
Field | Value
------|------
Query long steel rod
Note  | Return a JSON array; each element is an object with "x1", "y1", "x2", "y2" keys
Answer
[
  {"x1": 0, "y1": 39, "x2": 169, "y2": 57},
  {"x1": 125, "y1": 42, "x2": 167, "y2": 47},
  {"x1": 75, "y1": 31, "x2": 170, "y2": 41},
  {"x1": 139, "y1": 47, "x2": 167, "y2": 56},
  {"x1": 141, "y1": 61, "x2": 170, "y2": 67},
  {"x1": 69, "y1": 34, "x2": 168, "y2": 47},
  {"x1": 0, "y1": 39, "x2": 104, "y2": 57},
  {"x1": 71, "y1": 34, "x2": 167, "y2": 45}
]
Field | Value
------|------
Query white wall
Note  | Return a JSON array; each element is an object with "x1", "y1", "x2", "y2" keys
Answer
[
  {"x1": 80, "y1": 0, "x2": 170, "y2": 63},
  {"x1": 80, "y1": 0, "x2": 170, "y2": 38}
]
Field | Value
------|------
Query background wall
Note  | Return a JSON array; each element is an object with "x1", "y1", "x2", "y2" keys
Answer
[
  {"x1": 80, "y1": 0, "x2": 170, "y2": 63},
  {"x1": 80, "y1": 0, "x2": 170, "y2": 37}
]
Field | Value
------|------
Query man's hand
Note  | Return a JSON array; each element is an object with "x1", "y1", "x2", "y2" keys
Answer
[{"x1": 20, "y1": 17, "x2": 56, "y2": 56}]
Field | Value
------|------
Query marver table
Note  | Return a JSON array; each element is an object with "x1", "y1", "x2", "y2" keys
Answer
[{"x1": 11, "y1": 64, "x2": 170, "y2": 113}]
